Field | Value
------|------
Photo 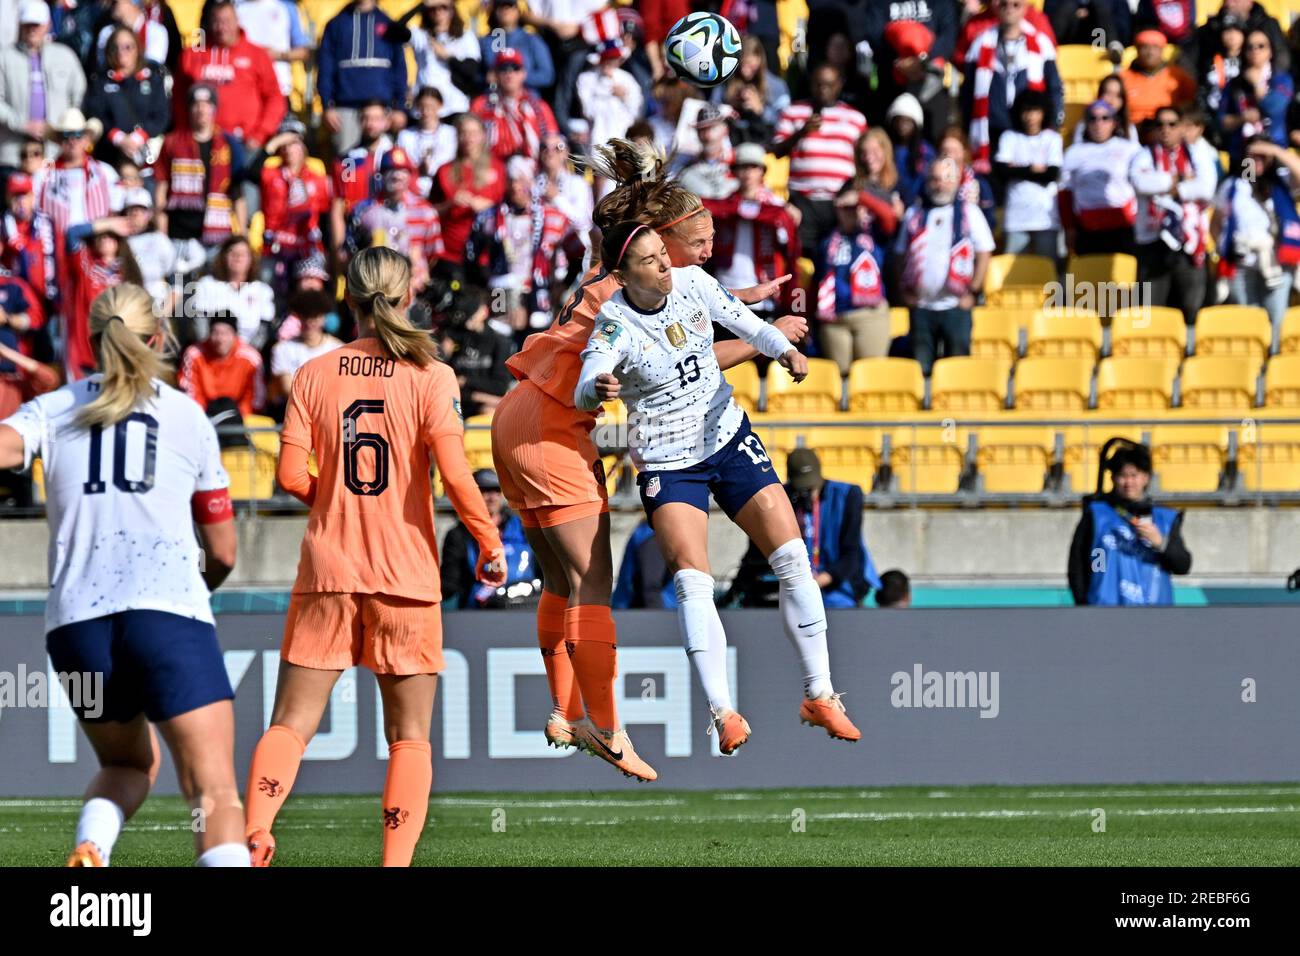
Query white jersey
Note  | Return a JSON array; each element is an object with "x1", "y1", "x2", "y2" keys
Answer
[
  {"x1": 576, "y1": 266, "x2": 792, "y2": 471},
  {"x1": 2, "y1": 377, "x2": 229, "y2": 631}
]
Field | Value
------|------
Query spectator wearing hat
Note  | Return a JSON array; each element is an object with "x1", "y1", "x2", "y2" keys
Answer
[
  {"x1": 703, "y1": 142, "x2": 801, "y2": 321},
  {"x1": 473, "y1": 47, "x2": 560, "y2": 162},
  {"x1": 94, "y1": 0, "x2": 169, "y2": 69},
  {"x1": 1068, "y1": 441, "x2": 1191, "y2": 606},
  {"x1": 347, "y1": 146, "x2": 443, "y2": 294},
  {"x1": 1121, "y1": 30, "x2": 1196, "y2": 125},
  {"x1": 397, "y1": 87, "x2": 458, "y2": 198},
  {"x1": 329, "y1": 100, "x2": 394, "y2": 272},
  {"x1": 677, "y1": 105, "x2": 738, "y2": 200},
  {"x1": 430, "y1": 112, "x2": 506, "y2": 275},
  {"x1": 481, "y1": 0, "x2": 554, "y2": 95},
  {"x1": 814, "y1": 182, "x2": 890, "y2": 373},
  {"x1": 895, "y1": 157, "x2": 995, "y2": 377},
  {"x1": 61, "y1": 212, "x2": 143, "y2": 379},
  {"x1": 993, "y1": 89, "x2": 1063, "y2": 259},
  {"x1": 179, "y1": 311, "x2": 265, "y2": 418},
  {"x1": 726, "y1": 448, "x2": 880, "y2": 609},
  {"x1": 0, "y1": 172, "x2": 56, "y2": 310},
  {"x1": 1191, "y1": 0, "x2": 1287, "y2": 83},
  {"x1": 155, "y1": 84, "x2": 245, "y2": 272},
  {"x1": 875, "y1": 569, "x2": 911, "y2": 608},
  {"x1": 236, "y1": 0, "x2": 311, "y2": 100},
  {"x1": 521, "y1": 0, "x2": 617, "y2": 132},
  {"x1": 119, "y1": 184, "x2": 177, "y2": 308},
  {"x1": 860, "y1": 15, "x2": 957, "y2": 142},
  {"x1": 441, "y1": 468, "x2": 539, "y2": 610},
  {"x1": 1220, "y1": 27, "x2": 1292, "y2": 159},
  {"x1": 33, "y1": 108, "x2": 120, "y2": 243},
  {"x1": 269, "y1": 289, "x2": 342, "y2": 411},
  {"x1": 316, "y1": 0, "x2": 407, "y2": 155},
  {"x1": 576, "y1": 38, "x2": 644, "y2": 160},
  {"x1": 404, "y1": 0, "x2": 482, "y2": 118},
  {"x1": 887, "y1": 93, "x2": 936, "y2": 208},
  {"x1": 438, "y1": 285, "x2": 513, "y2": 418},
  {"x1": 465, "y1": 154, "x2": 581, "y2": 342},
  {"x1": 175, "y1": 0, "x2": 285, "y2": 155},
  {"x1": 255, "y1": 118, "x2": 331, "y2": 298},
  {"x1": 1059, "y1": 99, "x2": 1134, "y2": 257},
  {"x1": 772, "y1": 62, "x2": 869, "y2": 253},
  {"x1": 0, "y1": 1, "x2": 87, "y2": 168},
  {"x1": 82, "y1": 24, "x2": 169, "y2": 173},
  {"x1": 961, "y1": 0, "x2": 1064, "y2": 177}
]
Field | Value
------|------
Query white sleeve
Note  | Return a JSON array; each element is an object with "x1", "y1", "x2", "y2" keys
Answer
[
  {"x1": 966, "y1": 203, "x2": 996, "y2": 253},
  {"x1": 193, "y1": 407, "x2": 229, "y2": 493},
  {"x1": 689, "y1": 267, "x2": 792, "y2": 359},
  {"x1": 1179, "y1": 150, "x2": 1219, "y2": 204},
  {"x1": 575, "y1": 314, "x2": 633, "y2": 411},
  {"x1": 0, "y1": 394, "x2": 48, "y2": 473},
  {"x1": 1129, "y1": 148, "x2": 1173, "y2": 198}
]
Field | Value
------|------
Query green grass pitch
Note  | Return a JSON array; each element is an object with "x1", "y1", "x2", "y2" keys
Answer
[{"x1": 5, "y1": 783, "x2": 1299, "y2": 866}]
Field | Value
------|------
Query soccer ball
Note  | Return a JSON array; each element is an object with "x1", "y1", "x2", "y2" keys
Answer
[{"x1": 664, "y1": 12, "x2": 742, "y2": 88}]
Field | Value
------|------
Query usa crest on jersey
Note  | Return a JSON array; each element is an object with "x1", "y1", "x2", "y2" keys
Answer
[{"x1": 687, "y1": 308, "x2": 710, "y2": 335}]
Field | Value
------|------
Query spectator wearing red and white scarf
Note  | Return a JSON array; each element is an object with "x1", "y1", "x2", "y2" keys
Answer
[
  {"x1": 32, "y1": 109, "x2": 119, "y2": 236},
  {"x1": 772, "y1": 63, "x2": 869, "y2": 255},
  {"x1": 961, "y1": 0, "x2": 1063, "y2": 176},
  {"x1": 1059, "y1": 99, "x2": 1164, "y2": 257},
  {"x1": 471, "y1": 48, "x2": 559, "y2": 162},
  {"x1": 953, "y1": 0, "x2": 1056, "y2": 69},
  {"x1": 1133, "y1": 105, "x2": 1216, "y2": 325}
]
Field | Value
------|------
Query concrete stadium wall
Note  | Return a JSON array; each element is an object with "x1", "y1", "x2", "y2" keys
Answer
[
  {"x1": 1, "y1": 608, "x2": 1296, "y2": 794},
  {"x1": 3, "y1": 506, "x2": 1299, "y2": 590}
]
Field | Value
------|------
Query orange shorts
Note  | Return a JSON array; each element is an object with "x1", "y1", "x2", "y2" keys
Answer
[
  {"x1": 282, "y1": 592, "x2": 444, "y2": 675},
  {"x1": 491, "y1": 381, "x2": 610, "y2": 528}
]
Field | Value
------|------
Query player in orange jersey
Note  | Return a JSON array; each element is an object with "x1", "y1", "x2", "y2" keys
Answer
[
  {"x1": 491, "y1": 140, "x2": 807, "y2": 778},
  {"x1": 243, "y1": 247, "x2": 506, "y2": 867}
]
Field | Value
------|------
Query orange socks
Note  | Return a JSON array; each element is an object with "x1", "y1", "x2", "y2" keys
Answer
[
  {"x1": 245, "y1": 724, "x2": 306, "y2": 834},
  {"x1": 565, "y1": 605, "x2": 619, "y2": 731},
  {"x1": 538, "y1": 590, "x2": 583, "y2": 721},
  {"x1": 381, "y1": 740, "x2": 432, "y2": 867}
]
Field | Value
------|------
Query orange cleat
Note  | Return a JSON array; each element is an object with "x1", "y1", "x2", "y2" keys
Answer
[
  {"x1": 246, "y1": 826, "x2": 276, "y2": 867},
  {"x1": 579, "y1": 725, "x2": 658, "y2": 782},
  {"x1": 800, "y1": 693, "x2": 861, "y2": 742},
  {"x1": 544, "y1": 711, "x2": 584, "y2": 750},
  {"x1": 65, "y1": 841, "x2": 105, "y2": 867},
  {"x1": 708, "y1": 708, "x2": 752, "y2": 755}
]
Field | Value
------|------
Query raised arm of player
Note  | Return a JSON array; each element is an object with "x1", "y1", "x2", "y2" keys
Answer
[{"x1": 714, "y1": 314, "x2": 809, "y2": 370}]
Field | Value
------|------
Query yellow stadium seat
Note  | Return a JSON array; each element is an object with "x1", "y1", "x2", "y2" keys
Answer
[
  {"x1": 243, "y1": 415, "x2": 281, "y2": 458},
  {"x1": 890, "y1": 307, "x2": 910, "y2": 340},
  {"x1": 975, "y1": 426, "x2": 1056, "y2": 493},
  {"x1": 1095, "y1": 356, "x2": 1175, "y2": 412},
  {"x1": 766, "y1": 357, "x2": 843, "y2": 414},
  {"x1": 930, "y1": 356, "x2": 1009, "y2": 413},
  {"x1": 847, "y1": 358, "x2": 925, "y2": 413},
  {"x1": 1026, "y1": 310, "x2": 1103, "y2": 360},
  {"x1": 172, "y1": 0, "x2": 204, "y2": 40},
  {"x1": 1064, "y1": 254, "x2": 1138, "y2": 318},
  {"x1": 303, "y1": 0, "x2": 352, "y2": 41},
  {"x1": 1238, "y1": 423, "x2": 1300, "y2": 491},
  {"x1": 884, "y1": 426, "x2": 968, "y2": 494},
  {"x1": 1195, "y1": 306, "x2": 1273, "y2": 364},
  {"x1": 1150, "y1": 425, "x2": 1231, "y2": 493},
  {"x1": 983, "y1": 254, "x2": 1055, "y2": 309},
  {"x1": 30, "y1": 457, "x2": 44, "y2": 503},
  {"x1": 764, "y1": 153, "x2": 790, "y2": 202},
  {"x1": 1179, "y1": 356, "x2": 1258, "y2": 410},
  {"x1": 222, "y1": 447, "x2": 276, "y2": 501},
  {"x1": 777, "y1": 0, "x2": 810, "y2": 70},
  {"x1": 1056, "y1": 45, "x2": 1114, "y2": 104},
  {"x1": 971, "y1": 307, "x2": 1021, "y2": 363},
  {"x1": 462, "y1": 424, "x2": 495, "y2": 473},
  {"x1": 1110, "y1": 306, "x2": 1187, "y2": 363},
  {"x1": 724, "y1": 361, "x2": 762, "y2": 413},
  {"x1": 1281, "y1": 307, "x2": 1300, "y2": 354},
  {"x1": 248, "y1": 210, "x2": 264, "y2": 255},
  {"x1": 1263, "y1": 354, "x2": 1300, "y2": 407},
  {"x1": 1013, "y1": 356, "x2": 1093, "y2": 411},
  {"x1": 767, "y1": 426, "x2": 883, "y2": 486},
  {"x1": 797, "y1": 256, "x2": 815, "y2": 295}
]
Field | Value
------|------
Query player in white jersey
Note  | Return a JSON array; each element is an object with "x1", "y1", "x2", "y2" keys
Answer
[
  {"x1": 575, "y1": 222, "x2": 862, "y2": 754},
  {"x1": 0, "y1": 284, "x2": 248, "y2": 867}
]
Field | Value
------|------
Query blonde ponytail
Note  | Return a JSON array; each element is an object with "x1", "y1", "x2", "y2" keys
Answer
[
  {"x1": 590, "y1": 137, "x2": 705, "y2": 238},
  {"x1": 78, "y1": 284, "x2": 170, "y2": 428},
  {"x1": 347, "y1": 246, "x2": 439, "y2": 367}
]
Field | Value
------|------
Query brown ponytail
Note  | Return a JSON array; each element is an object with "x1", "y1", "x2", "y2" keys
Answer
[{"x1": 589, "y1": 137, "x2": 707, "y2": 239}]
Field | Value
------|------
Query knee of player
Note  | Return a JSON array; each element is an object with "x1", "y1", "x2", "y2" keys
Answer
[
  {"x1": 673, "y1": 567, "x2": 716, "y2": 603},
  {"x1": 767, "y1": 538, "x2": 813, "y2": 579}
]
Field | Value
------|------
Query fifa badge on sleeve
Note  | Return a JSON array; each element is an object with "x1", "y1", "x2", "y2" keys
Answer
[{"x1": 666, "y1": 322, "x2": 687, "y2": 348}]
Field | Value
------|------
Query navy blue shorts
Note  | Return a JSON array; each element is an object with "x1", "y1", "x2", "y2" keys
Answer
[
  {"x1": 638, "y1": 415, "x2": 781, "y2": 521},
  {"x1": 46, "y1": 610, "x2": 234, "y2": 723}
]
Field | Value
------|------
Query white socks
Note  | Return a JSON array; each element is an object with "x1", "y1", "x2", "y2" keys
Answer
[
  {"x1": 196, "y1": 842, "x2": 252, "y2": 867},
  {"x1": 76, "y1": 797, "x2": 125, "y2": 865},
  {"x1": 768, "y1": 538, "x2": 834, "y2": 699},
  {"x1": 674, "y1": 569, "x2": 734, "y2": 713}
]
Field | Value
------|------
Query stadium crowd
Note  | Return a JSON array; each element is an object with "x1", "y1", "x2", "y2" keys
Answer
[{"x1": 0, "y1": 0, "x2": 1298, "y2": 503}]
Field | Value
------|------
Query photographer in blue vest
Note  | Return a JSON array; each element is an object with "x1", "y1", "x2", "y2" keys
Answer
[
  {"x1": 441, "y1": 468, "x2": 540, "y2": 609},
  {"x1": 725, "y1": 448, "x2": 880, "y2": 608},
  {"x1": 1068, "y1": 439, "x2": 1192, "y2": 606}
]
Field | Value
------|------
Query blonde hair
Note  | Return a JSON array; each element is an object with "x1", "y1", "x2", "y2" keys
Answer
[
  {"x1": 857, "y1": 128, "x2": 898, "y2": 192},
  {"x1": 589, "y1": 138, "x2": 707, "y2": 242},
  {"x1": 79, "y1": 284, "x2": 170, "y2": 428},
  {"x1": 346, "y1": 246, "x2": 438, "y2": 367}
]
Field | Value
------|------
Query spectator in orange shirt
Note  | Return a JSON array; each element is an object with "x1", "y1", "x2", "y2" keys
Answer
[
  {"x1": 1120, "y1": 30, "x2": 1195, "y2": 124},
  {"x1": 179, "y1": 313, "x2": 265, "y2": 417}
]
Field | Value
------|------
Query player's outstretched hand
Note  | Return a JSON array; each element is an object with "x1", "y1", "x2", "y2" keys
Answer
[
  {"x1": 594, "y1": 372, "x2": 621, "y2": 402},
  {"x1": 477, "y1": 547, "x2": 507, "y2": 588},
  {"x1": 733, "y1": 274, "x2": 792, "y2": 304},
  {"x1": 778, "y1": 348, "x2": 808, "y2": 383},
  {"x1": 774, "y1": 314, "x2": 809, "y2": 344}
]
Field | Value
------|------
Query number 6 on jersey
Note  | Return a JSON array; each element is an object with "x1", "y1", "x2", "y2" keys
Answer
[{"x1": 342, "y1": 399, "x2": 388, "y2": 496}]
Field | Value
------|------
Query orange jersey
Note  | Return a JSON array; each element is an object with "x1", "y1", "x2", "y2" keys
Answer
[
  {"x1": 280, "y1": 339, "x2": 464, "y2": 601},
  {"x1": 505, "y1": 268, "x2": 619, "y2": 408}
]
